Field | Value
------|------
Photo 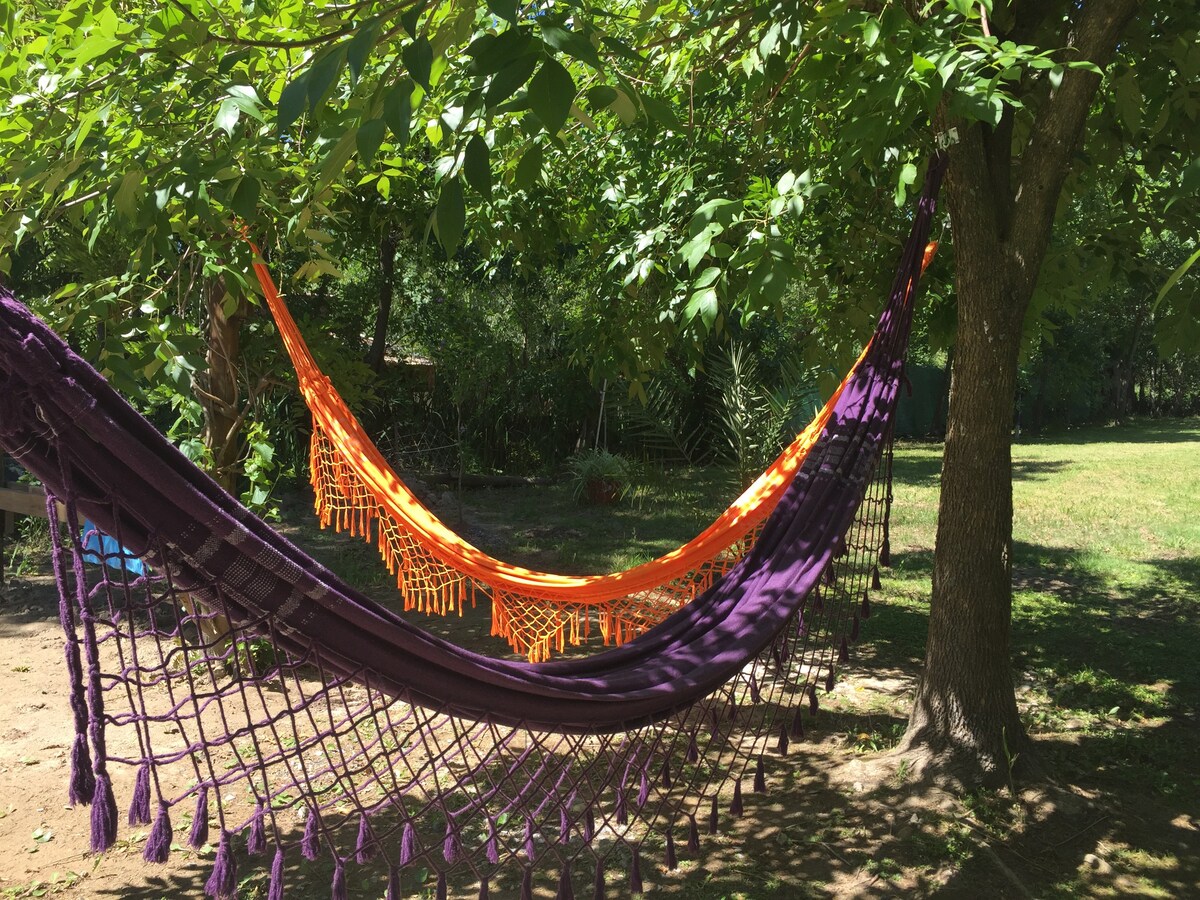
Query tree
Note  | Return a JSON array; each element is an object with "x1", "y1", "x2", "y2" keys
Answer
[{"x1": 2, "y1": 0, "x2": 1197, "y2": 786}]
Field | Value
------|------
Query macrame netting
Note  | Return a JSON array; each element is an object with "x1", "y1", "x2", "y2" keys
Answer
[
  {"x1": 254, "y1": 244, "x2": 910, "y2": 661},
  {"x1": 0, "y1": 160, "x2": 943, "y2": 899}
]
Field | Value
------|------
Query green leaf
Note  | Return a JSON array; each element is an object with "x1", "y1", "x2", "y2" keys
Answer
[
  {"x1": 435, "y1": 176, "x2": 466, "y2": 255},
  {"x1": 347, "y1": 19, "x2": 381, "y2": 83},
  {"x1": 641, "y1": 94, "x2": 682, "y2": 129},
  {"x1": 114, "y1": 170, "x2": 143, "y2": 219},
  {"x1": 307, "y1": 45, "x2": 348, "y2": 112},
  {"x1": 487, "y1": 0, "x2": 518, "y2": 24},
  {"x1": 586, "y1": 85, "x2": 617, "y2": 110},
  {"x1": 485, "y1": 54, "x2": 538, "y2": 108},
  {"x1": 540, "y1": 22, "x2": 602, "y2": 70},
  {"x1": 214, "y1": 98, "x2": 240, "y2": 137},
  {"x1": 471, "y1": 28, "x2": 534, "y2": 76},
  {"x1": 684, "y1": 286, "x2": 718, "y2": 329},
  {"x1": 230, "y1": 176, "x2": 260, "y2": 220},
  {"x1": 404, "y1": 37, "x2": 434, "y2": 90},
  {"x1": 463, "y1": 134, "x2": 492, "y2": 198},
  {"x1": 357, "y1": 118, "x2": 387, "y2": 166},
  {"x1": 514, "y1": 144, "x2": 543, "y2": 189},
  {"x1": 863, "y1": 19, "x2": 881, "y2": 48},
  {"x1": 384, "y1": 80, "x2": 413, "y2": 144},
  {"x1": 277, "y1": 71, "x2": 311, "y2": 129},
  {"x1": 1151, "y1": 246, "x2": 1200, "y2": 316},
  {"x1": 527, "y1": 59, "x2": 575, "y2": 135}
]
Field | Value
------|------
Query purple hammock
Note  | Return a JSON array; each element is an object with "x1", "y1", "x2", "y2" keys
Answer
[{"x1": 0, "y1": 160, "x2": 943, "y2": 899}]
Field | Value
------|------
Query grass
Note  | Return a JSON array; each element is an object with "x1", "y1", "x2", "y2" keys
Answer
[{"x1": 452, "y1": 417, "x2": 1200, "y2": 896}]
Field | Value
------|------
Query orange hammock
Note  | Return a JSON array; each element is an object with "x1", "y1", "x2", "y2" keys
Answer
[{"x1": 250, "y1": 243, "x2": 935, "y2": 661}]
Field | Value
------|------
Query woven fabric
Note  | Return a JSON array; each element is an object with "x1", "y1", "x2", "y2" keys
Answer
[{"x1": 0, "y1": 158, "x2": 943, "y2": 898}]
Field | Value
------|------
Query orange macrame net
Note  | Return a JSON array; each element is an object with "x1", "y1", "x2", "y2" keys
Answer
[{"x1": 251, "y1": 242, "x2": 936, "y2": 661}]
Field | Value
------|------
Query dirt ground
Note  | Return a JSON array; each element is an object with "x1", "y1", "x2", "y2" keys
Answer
[{"x1": 0, "y1": 501, "x2": 1197, "y2": 899}]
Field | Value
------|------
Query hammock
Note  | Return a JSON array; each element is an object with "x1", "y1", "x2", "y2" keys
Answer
[
  {"x1": 0, "y1": 159, "x2": 942, "y2": 899},
  {"x1": 251, "y1": 235, "x2": 935, "y2": 663}
]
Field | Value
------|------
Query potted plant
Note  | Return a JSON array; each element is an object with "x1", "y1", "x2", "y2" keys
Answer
[{"x1": 567, "y1": 448, "x2": 634, "y2": 505}]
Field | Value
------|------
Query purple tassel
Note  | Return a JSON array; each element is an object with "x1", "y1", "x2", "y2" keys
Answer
[
  {"x1": 203, "y1": 832, "x2": 237, "y2": 900},
  {"x1": 686, "y1": 732, "x2": 699, "y2": 763},
  {"x1": 478, "y1": 877, "x2": 489, "y2": 900},
  {"x1": 331, "y1": 858, "x2": 347, "y2": 900},
  {"x1": 637, "y1": 771, "x2": 650, "y2": 808},
  {"x1": 128, "y1": 762, "x2": 151, "y2": 826},
  {"x1": 399, "y1": 821, "x2": 417, "y2": 866},
  {"x1": 188, "y1": 786, "x2": 210, "y2": 849},
  {"x1": 524, "y1": 816, "x2": 536, "y2": 860},
  {"x1": 521, "y1": 866, "x2": 534, "y2": 900},
  {"x1": 615, "y1": 791, "x2": 627, "y2": 826},
  {"x1": 267, "y1": 848, "x2": 285, "y2": 900},
  {"x1": 880, "y1": 537, "x2": 891, "y2": 567},
  {"x1": 708, "y1": 797, "x2": 719, "y2": 835},
  {"x1": 436, "y1": 872, "x2": 447, "y2": 900},
  {"x1": 143, "y1": 802, "x2": 172, "y2": 863},
  {"x1": 68, "y1": 733, "x2": 95, "y2": 807},
  {"x1": 583, "y1": 807, "x2": 595, "y2": 844},
  {"x1": 593, "y1": 858, "x2": 605, "y2": 900},
  {"x1": 630, "y1": 848, "x2": 643, "y2": 894},
  {"x1": 749, "y1": 673, "x2": 761, "y2": 703},
  {"x1": 823, "y1": 564, "x2": 834, "y2": 585},
  {"x1": 777, "y1": 723, "x2": 790, "y2": 756},
  {"x1": 557, "y1": 860, "x2": 574, "y2": 900},
  {"x1": 808, "y1": 685, "x2": 819, "y2": 716},
  {"x1": 687, "y1": 815, "x2": 700, "y2": 853},
  {"x1": 851, "y1": 614, "x2": 861, "y2": 643},
  {"x1": 814, "y1": 588, "x2": 825, "y2": 612},
  {"x1": 485, "y1": 816, "x2": 500, "y2": 864},
  {"x1": 90, "y1": 772, "x2": 117, "y2": 852},
  {"x1": 443, "y1": 819, "x2": 461, "y2": 863},
  {"x1": 727, "y1": 699, "x2": 738, "y2": 722},
  {"x1": 559, "y1": 805, "x2": 571, "y2": 843},
  {"x1": 754, "y1": 757, "x2": 766, "y2": 793},
  {"x1": 386, "y1": 866, "x2": 401, "y2": 900},
  {"x1": 861, "y1": 590, "x2": 872, "y2": 619},
  {"x1": 871, "y1": 564, "x2": 882, "y2": 590},
  {"x1": 839, "y1": 636, "x2": 850, "y2": 663},
  {"x1": 302, "y1": 806, "x2": 321, "y2": 860},
  {"x1": 825, "y1": 670, "x2": 836, "y2": 692},
  {"x1": 665, "y1": 829, "x2": 677, "y2": 870},
  {"x1": 660, "y1": 759, "x2": 672, "y2": 789},
  {"x1": 247, "y1": 803, "x2": 266, "y2": 856},
  {"x1": 730, "y1": 781, "x2": 743, "y2": 817},
  {"x1": 355, "y1": 812, "x2": 376, "y2": 863},
  {"x1": 791, "y1": 707, "x2": 806, "y2": 739}
]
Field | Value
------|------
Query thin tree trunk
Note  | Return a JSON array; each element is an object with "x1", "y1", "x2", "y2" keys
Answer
[
  {"x1": 366, "y1": 230, "x2": 397, "y2": 374},
  {"x1": 193, "y1": 278, "x2": 243, "y2": 646}
]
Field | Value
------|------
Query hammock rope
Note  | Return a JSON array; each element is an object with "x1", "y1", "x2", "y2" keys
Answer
[
  {"x1": 0, "y1": 156, "x2": 944, "y2": 899},
  {"x1": 251, "y1": 236, "x2": 937, "y2": 661}
]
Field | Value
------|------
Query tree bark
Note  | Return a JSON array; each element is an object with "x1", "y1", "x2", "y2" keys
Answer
[
  {"x1": 366, "y1": 230, "x2": 397, "y2": 374},
  {"x1": 194, "y1": 278, "x2": 243, "y2": 645},
  {"x1": 900, "y1": 0, "x2": 1139, "y2": 784}
]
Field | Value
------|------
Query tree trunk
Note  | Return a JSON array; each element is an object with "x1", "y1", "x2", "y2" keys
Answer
[
  {"x1": 900, "y1": 0, "x2": 1138, "y2": 784},
  {"x1": 900, "y1": 180, "x2": 1030, "y2": 782},
  {"x1": 366, "y1": 230, "x2": 397, "y2": 374},
  {"x1": 194, "y1": 278, "x2": 243, "y2": 645}
]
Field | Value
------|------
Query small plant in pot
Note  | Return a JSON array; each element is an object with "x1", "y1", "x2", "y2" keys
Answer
[{"x1": 567, "y1": 448, "x2": 634, "y2": 505}]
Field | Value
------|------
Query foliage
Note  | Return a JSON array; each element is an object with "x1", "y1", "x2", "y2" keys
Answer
[{"x1": 566, "y1": 447, "x2": 635, "y2": 504}]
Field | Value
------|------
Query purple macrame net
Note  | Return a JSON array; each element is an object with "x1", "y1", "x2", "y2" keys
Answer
[{"x1": 0, "y1": 160, "x2": 943, "y2": 898}]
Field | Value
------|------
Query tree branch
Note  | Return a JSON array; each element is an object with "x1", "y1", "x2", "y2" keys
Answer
[{"x1": 1009, "y1": 0, "x2": 1139, "y2": 289}]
